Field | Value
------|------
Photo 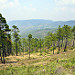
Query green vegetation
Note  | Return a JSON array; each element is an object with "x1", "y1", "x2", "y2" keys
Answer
[
  {"x1": 0, "y1": 13, "x2": 11, "y2": 64},
  {"x1": 0, "y1": 13, "x2": 75, "y2": 75},
  {"x1": 0, "y1": 50, "x2": 75, "y2": 75},
  {"x1": 8, "y1": 19, "x2": 75, "y2": 38},
  {"x1": 12, "y1": 25, "x2": 20, "y2": 56},
  {"x1": 28, "y1": 34, "x2": 32, "y2": 59},
  {"x1": 22, "y1": 28, "x2": 57, "y2": 38}
]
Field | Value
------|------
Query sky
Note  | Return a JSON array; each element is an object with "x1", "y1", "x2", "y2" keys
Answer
[{"x1": 0, "y1": 0, "x2": 75, "y2": 21}]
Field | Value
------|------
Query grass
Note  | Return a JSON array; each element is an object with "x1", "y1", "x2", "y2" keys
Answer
[{"x1": 0, "y1": 49, "x2": 75, "y2": 75}]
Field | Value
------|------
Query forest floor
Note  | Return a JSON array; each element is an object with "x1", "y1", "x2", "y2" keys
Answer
[{"x1": 0, "y1": 48, "x2": 75, "y2": 75}]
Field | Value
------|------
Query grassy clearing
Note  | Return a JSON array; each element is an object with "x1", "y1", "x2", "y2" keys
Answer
[{"x1": 0, "y1": 49, "x2": 75, "y2": 75}]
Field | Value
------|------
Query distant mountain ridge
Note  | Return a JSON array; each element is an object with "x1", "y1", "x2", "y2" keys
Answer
[
  {"x1": 8, "y1": 19, "x2": 75, "y2": 29},
  {"x1": 8, "y1": 19, "x2": 75, "y2": 38},
  {"x1": 8, "y1": 19, "x2": 53, "y2": 29}
]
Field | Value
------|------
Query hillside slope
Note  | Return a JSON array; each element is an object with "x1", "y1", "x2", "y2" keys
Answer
[
  {"x1": 8, "y1": 19, "x2": 75, "y2": 38},
  {"x1": 0, "y1": 49, "x2": 75, "y2": 75}
]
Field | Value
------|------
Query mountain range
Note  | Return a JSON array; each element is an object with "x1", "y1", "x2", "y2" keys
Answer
[{"x1": 8, "y1": 19, "x2": 75, "y2": 38}]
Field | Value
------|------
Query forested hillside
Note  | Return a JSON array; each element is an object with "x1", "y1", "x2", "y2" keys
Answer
[
  {"x1": 8, "y1": 19, "x2": 75, "y2": 38},
  {"x1": 0, "y1": 13, "x2": 75, "y2": 75}
]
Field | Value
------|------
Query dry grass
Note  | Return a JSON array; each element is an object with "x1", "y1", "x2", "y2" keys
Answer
[{"x1": 0, "y1": 48, "x2": 75, "y2": 75}]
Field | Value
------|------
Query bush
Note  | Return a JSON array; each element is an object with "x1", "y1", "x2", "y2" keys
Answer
[
  {"x1": 16, "y1": 59, "x2": 20, "y2": 61},
  {"x1": 57, "y1": 51, "x2": 60, "y2": 54},
  {"x1": 50, "y1": 47, "x2": 53, "y2": 51},
  {"x1": 50, "y1": 46, "x2": 56, "y2": 51},
  {"x1": 63, "y1": 62, "x2": 73, "y2": 68},
  {"x1": 70, "y1": 47, "x2": 74, "y2": 50}
]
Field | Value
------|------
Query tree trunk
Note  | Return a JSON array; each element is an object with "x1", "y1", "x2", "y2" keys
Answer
[
  {"x1": 16, "y1": 41, "x2": 18, "y2": 56},
  {"x1": 1, "y1": 37, "x2": 5, "y2": 64},
  {"x1": 29, "y1": 39, "x2": 30, "y2": 59},
  {"x1": 2, "y1": 42, "x2": 5, "y2": 64},
  {"x1": 40, "y1": 39, "x2": 41, "y2": 55},
  {"x1": 10, "y1": 44, "x2": 12, "y2": 55},
  {"x1": 19, "y1": 45, "x2": 21, "y2": 55},
  {"x1": 58, "y1": 39, "x2": 60, "y2": 53},
  {"x1": 0, "y1": 49, "x2": 1, "y2": 56},
  {"x1": 64, "y1": 38, "x2": 67, "y2": 52},
  {"x1": 72, "y1": 40, "x2": 74, "y2": 47},
  {"x1": 23, "y1": 47, "x2": 25, "y2": 55},
  {"x1": 61, "y1": 38, "x2": 63, "y2": 48},
  {"x1": 72, "y1": 35, "x2": 75, "y2": 47},
  {"x1": 53, "y1": 41, "x2": 55, "y2": 54}
]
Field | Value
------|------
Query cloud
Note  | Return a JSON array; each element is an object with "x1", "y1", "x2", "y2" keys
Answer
[
  {"x1": 1, "y1": 0, "x2": 75, "y2": 21},
  {"x1": 14, "y1": 0, "x2": 19, "y2": 5},
  {"x1": 0, "y1": 0, "x2": 20, "y2": 10},
  {"x1": 0, "y1": 0, "x2": 7, "y2": 3},
  {"x1": 55, "y1": 7, "x2": 68, "y2": 12},
  {"x1": 71, "y1": 0, "x2": 75, "y2": 4},
  {"x1": 7, "y1": 2, "x2": 14, "y2": 7},
  {"x1": 45, "y1": 8, "x2": 49, "y2": 10},
  {"x1": 55, "y1": 0, "x2": 75, "y2": 5},
  {"x1": 1, "y1": 2, "x2": 14, "y2": 10},
  {"x1": 24, "y1": 6, "x2": 27, "y2": 9},
  {"x1": 24, "y1": 6, "x2": 36, "y2": 12},
  {"x1": 24, "y1": 4, "x2": 36, "y2": 12},
  {"x1": 31, "y1": 8, "x2": 36, "y2": 11},
  {"x1": 29, "y1": 4, "x2": 33, "y2": 7},
  {"x1": 54, "y1": 0, "x2": 75, "y2": 18}
]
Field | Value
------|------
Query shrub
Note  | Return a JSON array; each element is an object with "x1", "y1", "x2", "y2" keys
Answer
[
  {"x1": 70, "y1": 47, "x2": 74, "y2": 50},
  {"x1": 16, "y1": 59, "x2": 20, "y2": 61},
  {"x1": 50, "y1": 47, "x2": 53, "y2": 51},
  {"x1": 63, "y1": 62, "x2": 73, "y2": 68}
]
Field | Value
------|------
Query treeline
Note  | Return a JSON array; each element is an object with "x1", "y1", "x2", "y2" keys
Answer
[{"x1": 0, "y1": 13, "x2": 75, "y2": 64}]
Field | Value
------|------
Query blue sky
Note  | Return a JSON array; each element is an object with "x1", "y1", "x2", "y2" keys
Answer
[{"x1": 0, "y1": 0, "x2": 75, "y2": 21}]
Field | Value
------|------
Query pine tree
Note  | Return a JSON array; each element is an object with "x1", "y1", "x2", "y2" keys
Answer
[
  {"x1": 12, "y1": 25, "x2": 20, "y2": 56},
  {"x1": 63, "y1": 25, "x2": 72, "y2": 52},
  {"x1": 56, "y1": 26, "x2": 64, "y2": 53},
  {"x1": 72, "y1": 25, "x2": 75, "y2": 47},
  {"x1": 28, "y1": 34, "x2": 32, "y2": 59},
  {"x1": 0, "y1": 13, "x2": 11, "y2": 64}
]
